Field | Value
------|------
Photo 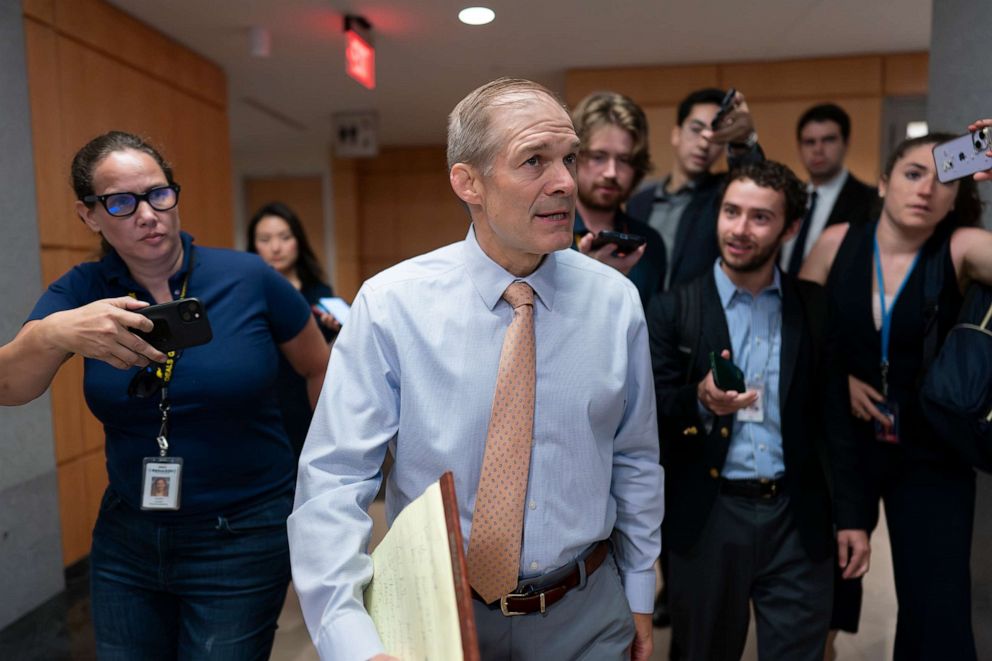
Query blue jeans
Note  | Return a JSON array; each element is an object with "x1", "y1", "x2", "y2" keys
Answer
[{"x1": 90, "y1": 489, "x2": 292, "y2": 661}]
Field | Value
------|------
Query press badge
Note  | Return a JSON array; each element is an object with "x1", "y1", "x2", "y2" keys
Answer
[
  {"x1": 874, "y1": 401, "x2": 900, "y2": 445},
  {"x1": 141, "y1": 457, "x2": 183, "y2": 510},
  {"x1": 737, "y1": 382, "x2": 764, "y2": 423}
]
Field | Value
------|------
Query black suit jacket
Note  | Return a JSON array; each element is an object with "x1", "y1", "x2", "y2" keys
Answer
[
  {"x1": 646, "y1": 270, "x2": 870, "y2": 560},
  {"x1": 825, "y1": 173, "x2": 877, "y2": 228}
]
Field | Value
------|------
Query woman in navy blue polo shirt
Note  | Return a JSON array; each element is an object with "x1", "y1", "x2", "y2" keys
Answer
[{"x1": 0, "y1": 131, "x2": 329, "y2": 659}]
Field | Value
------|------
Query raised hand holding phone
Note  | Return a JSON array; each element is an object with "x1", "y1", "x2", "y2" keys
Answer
[{"x1": 697, "y1": 349, "x2": 759, "y2": 417}]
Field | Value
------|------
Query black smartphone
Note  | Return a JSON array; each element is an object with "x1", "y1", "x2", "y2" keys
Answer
[
  {"x1": 590, "y1": 230, "x2": 646, "y2": 254},
  {"x1": 709, "y1": 351, "x2": 746, "y2": 392},
  {"x1": 132, "y1": 297, "x2": 213, "y2": 352},
  {"x1": 710, "y1": 87, "x2": 737, "y2": 130}
]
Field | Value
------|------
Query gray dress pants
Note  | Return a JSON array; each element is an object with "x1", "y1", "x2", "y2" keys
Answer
[{"x1": 472, "y1": 552, "x2": 636, "y2": 660}]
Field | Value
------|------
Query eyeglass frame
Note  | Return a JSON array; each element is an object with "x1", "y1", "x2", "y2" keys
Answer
[{"x1": 83, "y1": 183, "x2": 181, "y2": 218}]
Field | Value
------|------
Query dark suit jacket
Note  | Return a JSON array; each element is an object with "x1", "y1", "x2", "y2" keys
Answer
[
  {"x1": 825, "y1": 173, "x2": 877, "y2": 228},
  {"x1": 646, "y1": 270, "x2": 870, "y2": 561}
]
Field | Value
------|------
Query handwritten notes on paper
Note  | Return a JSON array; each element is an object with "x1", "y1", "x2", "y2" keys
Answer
[{"x1": 365, "y1": 480, "x2": 465, "y2": 660}]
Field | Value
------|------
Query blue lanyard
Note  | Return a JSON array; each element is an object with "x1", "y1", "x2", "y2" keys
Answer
[{"x1": 873, "y1": 233, "x2": 920, "y2": 396}]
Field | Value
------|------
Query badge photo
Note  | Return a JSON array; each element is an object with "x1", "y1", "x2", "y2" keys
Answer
[{"x1": 141, "y1": 457, "x2": 183, "y2": 510}]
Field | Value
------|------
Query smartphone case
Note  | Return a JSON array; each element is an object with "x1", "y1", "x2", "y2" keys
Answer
[{"x1": 933, "y1": 128, "x2": 992, "y2": 183}]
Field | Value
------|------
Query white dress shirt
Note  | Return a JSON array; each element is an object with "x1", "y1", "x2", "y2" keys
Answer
[
  {"x1": 780, "y1": 169, "x2": 849, "y2": 269},
  {"x1": 288, "y1": 226, "x2": 664, "y2": 660}
]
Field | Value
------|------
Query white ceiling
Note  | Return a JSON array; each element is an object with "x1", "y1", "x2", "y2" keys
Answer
[{"x1": 108, "y1": 0, "x2": 931, "y2": 157}]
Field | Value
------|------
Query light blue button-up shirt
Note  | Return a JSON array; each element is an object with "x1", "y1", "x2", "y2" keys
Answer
[
  {"x1": 288, "y1": 227, "x2": 663, "y2": 660},
  {"x1": 712, "y1": 259, "x2": 786, "y2": 480}
]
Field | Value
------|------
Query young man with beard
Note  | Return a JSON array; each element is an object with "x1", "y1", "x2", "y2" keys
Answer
[
  {"x1": 627, "y1": 88, "x2": 762, "y2": 291},
  {"x1": 779, "y1": 103, "x2": 877, "y2": 276},
  {"x1": 572, "y1": 91, "x2": 666, "y2": 306},
  {"x1": 646, "y1": 160, "x2": 871, "y2": 660}
]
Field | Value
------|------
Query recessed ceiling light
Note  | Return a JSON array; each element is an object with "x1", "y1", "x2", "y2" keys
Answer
[{"x1": 458, "y1": 7, "x2": 495, "y2": 26}]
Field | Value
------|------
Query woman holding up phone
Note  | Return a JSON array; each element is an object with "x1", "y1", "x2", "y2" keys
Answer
[
  {"x1": 800, "y1": 133, "x2": 992, "y2": 660},
  {"x1": 0, "y1": 131, "x2": 328, "y2": 659},
  {"x1": 247, "y1": 202, "x2": 339, "y2": 457}
]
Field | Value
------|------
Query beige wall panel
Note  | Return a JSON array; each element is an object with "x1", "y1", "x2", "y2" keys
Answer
[
  {"x1": 52, "y1": 0, "x2": 225, "y2": 107},
  {"x1": 22, "y1": 0, "x2": 55, "y2": 23},
  {"x1": 56, "y1": 458, "x2": 89, "y2": 565},
  {"x1": 331, "y1": 158, "x2": 362, "y2": 300},
  {"x1": 39, "y1": 246, "x2": 96, "y2": 287},
  {"x1": 23, "y1": 18, "x2": 72, "y2": 249},
  {"x1": 746, "y1": 97, "x2": 883, "y2": 184},
  {"x1": 244, "y1": 177, "x2": 326, "y2": 269},
  {"x1": 719, "y1": 56, "x2": 883, "y2": 100},
  {"x1": 884, "y1": 53, "x2": 929, "y2": 96},
  {"x1": 566, "y1": 65, "x2": 720, "y2": 108}
]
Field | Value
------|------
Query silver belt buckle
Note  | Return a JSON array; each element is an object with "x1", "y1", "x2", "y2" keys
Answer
[{"x1": 500, "y1": 592, "x2": 527, "y2": 616}]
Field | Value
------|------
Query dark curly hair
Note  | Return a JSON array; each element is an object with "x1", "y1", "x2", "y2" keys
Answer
[
  {"x1": 247, "y1": 201, "x2": 328, "y2": 289},
  {"x1": 721, "y1": 160, "x2": 809, "y2": 228}
]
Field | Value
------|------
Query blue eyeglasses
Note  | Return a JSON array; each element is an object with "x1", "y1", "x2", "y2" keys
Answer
[{"x1": 83, "y1": 183, "x2": 181, "y2": 218}]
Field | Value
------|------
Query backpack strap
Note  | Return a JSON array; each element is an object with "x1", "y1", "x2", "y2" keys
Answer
[
  {"x1": 676, "y1": 277, "x2": 705, "y2": 386},
  {"x1": 921, "y1": 235, "x2": 950, "y2": 373}
]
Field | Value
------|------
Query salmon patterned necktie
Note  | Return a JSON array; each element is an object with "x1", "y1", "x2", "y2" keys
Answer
[{"x1": 467, "y1": 281, "x2": 536, "y2": 604}]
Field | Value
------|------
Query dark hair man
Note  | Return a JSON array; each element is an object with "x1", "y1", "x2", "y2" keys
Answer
[
  {"x1": 289, "y1": 78, "x2": 663, "y2": 661},
  {"x1": 571, "y1": 91, "x2": 666, "y2": 305},
  {"x1": 627, "y1": 88, "x2": 763, "y2": 290},
  {"x1": 647, "y1": 160, "x2": 870, "y2": 660},
  {"x1": 780, "y1": 103, "x2": 877, "y2": 275}
]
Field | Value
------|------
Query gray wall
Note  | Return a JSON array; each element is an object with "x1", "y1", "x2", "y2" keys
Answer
[
  {"x1": 929, "y1": 0, "x2": 992, "y2": 654},
  {"x1": 0, "y1": 0, "x2": 66, "y2": 631}
]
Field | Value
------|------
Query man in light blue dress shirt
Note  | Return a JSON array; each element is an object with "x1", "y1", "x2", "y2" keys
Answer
[
  {"x1": 647, "y1": 161, "x2": 871, "y2": 660},
  {"x1": 288, "y1": 78, "x2": 663, "y2": 661}
]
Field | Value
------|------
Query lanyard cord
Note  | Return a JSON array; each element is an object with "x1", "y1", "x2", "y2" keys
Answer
[
  {"x1": 128, "y1": 246, "x2": 195, "y2": 456},
  {"x1": 873, "y1": 232, "x2": 920, "y2": 397}
]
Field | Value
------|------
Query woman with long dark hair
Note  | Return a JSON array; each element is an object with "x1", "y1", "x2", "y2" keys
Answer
[
  {"x1": 247, "y1": 202, "x2": 338, "y2": 457},
  {"x1": 801, "y1": 132, "x2": 992, "y2": 660}
]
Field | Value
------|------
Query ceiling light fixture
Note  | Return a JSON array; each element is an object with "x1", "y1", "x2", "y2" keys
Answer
[{"x1": 458, "y1": 7, "x2": 495, "y2": 26}]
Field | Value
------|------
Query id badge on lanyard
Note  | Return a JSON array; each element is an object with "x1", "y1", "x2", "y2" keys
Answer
[{"x1": 873, "y1": 234, "x2": 920, "y2": 445}]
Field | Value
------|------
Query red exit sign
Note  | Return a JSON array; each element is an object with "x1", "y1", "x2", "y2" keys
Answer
[{"x1": 345, "y1": 29, "x2": 375, "y2": 90}]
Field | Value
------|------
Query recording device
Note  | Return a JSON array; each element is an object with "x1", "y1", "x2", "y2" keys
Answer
[
  {"x1": 709, "y1": 351, "x2": 747, "y2": 393},
  {"x1": 590, "y1": 230, "x2": 647, "y2": 254},
  {"x1": 710, "y1": 88, "x2": 738, "y2": 130},
  {"x1": 132, "y1": 297, "x2": 213, "y2": 352},
  {"x1": 933, "y1": 127, "x2": 992, "y2": 183}
]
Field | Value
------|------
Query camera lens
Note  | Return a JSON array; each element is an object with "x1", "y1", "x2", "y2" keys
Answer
[
  {"x1": 187, "y1": 301, "x2": 199, "y2": 313},
  {"x1": 181, "y1": 310, "x2": 192, "y2": 321}
]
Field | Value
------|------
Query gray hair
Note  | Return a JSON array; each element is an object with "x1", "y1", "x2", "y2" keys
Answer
[{"x1": 446, "y1": 78, "x2": 566, "y2": 173}]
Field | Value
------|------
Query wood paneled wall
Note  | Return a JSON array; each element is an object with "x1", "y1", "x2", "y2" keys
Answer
[
  {"x1": 566, "y1": 53, "x2": 928, "y2": 186},
  {"x1": 332, "y1": 147, "x2": 468, "y2": 300},
  {"x1": 21, "y1": 0, "x2": 233, "y2": 566}
]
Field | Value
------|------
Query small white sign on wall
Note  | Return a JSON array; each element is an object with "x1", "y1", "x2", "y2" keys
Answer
[{"x1": 333, "y1": 111, "x2": 379, "y2": 158}]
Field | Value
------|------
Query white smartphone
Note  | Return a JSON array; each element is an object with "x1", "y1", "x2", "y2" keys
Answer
[
  {"x1": 933, "y1": 128, "x2": 992, "y2": 183},
  {"x1": 317, "y1": 296, "x2": 351, "y2": 325}
]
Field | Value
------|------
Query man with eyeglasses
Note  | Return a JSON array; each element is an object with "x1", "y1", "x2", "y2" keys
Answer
[
  {"x1": 572, "y1": 92, "x2": 665, "y2": 306},
  {"x1": 627, "y1": 88, "x2": 762, "y2": 291}
]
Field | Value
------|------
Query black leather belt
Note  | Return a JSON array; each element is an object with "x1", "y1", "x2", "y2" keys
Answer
[
  {"x1": 474, "y1": 540, "x2": 609, "y2": 616},
  {"x1": 720, "y1": 476, "x2": 786, "y2": 499}
]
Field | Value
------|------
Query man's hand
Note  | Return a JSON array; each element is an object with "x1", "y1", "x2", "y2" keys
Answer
[
  {"x1": 697, "y1": 349, "x2": 759, "y2": 416},
  {"x1": 577, "y1": 232, "x2": 646, "y2": 275},
  {"x1": 703, "y1": 91, "x2": 755, "y2": 146},
  {"x1": 967, "y1": 118, "x2": 992, "y2": 182},
  {"x1": 312, "y1": 306, "x2": 342, "y2": 333},
  {"x1": 837, "y1": 529, "x2": 870, "y2": 579},
  {"x1": 629, "y1": 612, "x2": 654, "y2": 661}
]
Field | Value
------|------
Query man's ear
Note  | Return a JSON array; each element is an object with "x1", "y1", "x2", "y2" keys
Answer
[
  {"x1": 670, "y1": 124, "x2": 681, "y2": 148},
  {"x1": 450, "y1": 163, "x2": 483, "y2": 206},
  {"x1": 75, "y1": 200, "x2": 102, "y2": 234}
]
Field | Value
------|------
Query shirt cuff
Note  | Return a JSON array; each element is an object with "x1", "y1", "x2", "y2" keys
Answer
[
  {"x1": 316, "y1": 610, "x2": 384, "y2": 661},
  {"x1": 621, "y1": 569, "x2": 657, "y2": 614}
]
